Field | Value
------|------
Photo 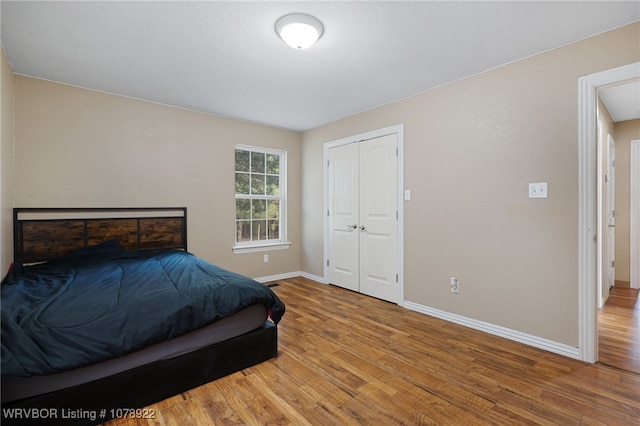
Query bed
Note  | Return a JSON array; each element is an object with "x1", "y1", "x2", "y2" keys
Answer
[{"x1": 1, "y1": 207, "x2": 285, "y2": 425}]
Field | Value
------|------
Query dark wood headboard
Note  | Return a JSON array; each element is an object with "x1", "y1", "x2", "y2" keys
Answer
[{"x1": 13, "y1": 207, "x2": 187, "y2": 263}]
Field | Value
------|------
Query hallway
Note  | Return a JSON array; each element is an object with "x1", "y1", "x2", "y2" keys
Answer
[{"x1": 598, "y1": 286, "x2": 640, "y2": 374}]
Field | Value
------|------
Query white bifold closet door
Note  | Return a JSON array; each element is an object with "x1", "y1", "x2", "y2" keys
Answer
[{"x1": 327, "y1": 134, "x2": 398, "y2": 303}]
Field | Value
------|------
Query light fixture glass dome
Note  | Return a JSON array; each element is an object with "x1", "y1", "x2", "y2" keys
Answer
[{"x1": 275, "y1": 13, "x2": 324, "y2": 50}]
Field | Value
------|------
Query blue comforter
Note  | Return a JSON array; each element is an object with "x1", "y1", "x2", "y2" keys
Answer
[{"x1": 1, "y1": 247, "x2": 285, "y2": 377}]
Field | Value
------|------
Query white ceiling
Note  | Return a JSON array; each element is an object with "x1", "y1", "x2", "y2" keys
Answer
[
  {"x1": 599, "y1": 80, "x2": 640, "y2": 123},
  {"x1": 1, "y1": 1, "x2": 639, "y2": 131}
]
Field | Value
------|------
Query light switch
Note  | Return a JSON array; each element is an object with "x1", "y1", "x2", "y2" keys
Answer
[
  {"x1": 529, "y1": 182, "x2": 548, "y2": 198},
  {"x1": 404, "y1": 189, "x2": 411, "y2": 200}
]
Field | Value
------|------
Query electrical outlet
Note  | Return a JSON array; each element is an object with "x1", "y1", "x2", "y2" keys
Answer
[
  {"x1": 450, "y1": 277, "x2": 459, "y2": 294},
  {"x1": 263, "y1": 254, "x2": 269, "y2": 263}
]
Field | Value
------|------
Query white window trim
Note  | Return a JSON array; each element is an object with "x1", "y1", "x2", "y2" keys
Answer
[
  {"x1": 233, "y1": 241, "x2": 292, "y2": 254},
  {"x1": 234, "y1": 144, "x2": 290, "y2": 254}
]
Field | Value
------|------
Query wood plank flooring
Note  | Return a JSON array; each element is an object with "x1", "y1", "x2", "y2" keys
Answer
[
  {"x1": 104, "y1": 277, "x2": 640, "y2": 425},
  {"x1": 598, "y1": 286, "x2": 640, "y2": 374}
]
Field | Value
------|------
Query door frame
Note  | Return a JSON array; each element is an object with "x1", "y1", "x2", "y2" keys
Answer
[
  {"x1": 605, "y1": 134, "x2": 616, "y2": 294},
  {"x1": 323, "y1": 124, "x2": 405, "y2": 305},
  {"x1": 578, "y1": 62, "x2": 640, "y2": 363},
  {"x1": 631, "y1": 139, "x2": 640, "y2": 289},
  {"x1": 596, "y1": 118, "x2": 605, "y2": 308},
  {"x1": 598, "y1": 133, "x2": 616, "y2": 308}
]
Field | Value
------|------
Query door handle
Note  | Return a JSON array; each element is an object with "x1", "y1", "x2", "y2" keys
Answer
[
  {"x1": 360, "y1": 225, "x2": 367, "y2": 232},
  {"x1": 347, "y1": 224, "x2": 358, "y2": 230}
]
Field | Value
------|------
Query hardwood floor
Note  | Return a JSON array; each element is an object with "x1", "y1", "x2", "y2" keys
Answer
[
  {"x1": 598, "y1": 286, "x2": 640, "y2": 374},
  {"x1": 105, "y1": 277, "x2": 640, "y2": 425}
]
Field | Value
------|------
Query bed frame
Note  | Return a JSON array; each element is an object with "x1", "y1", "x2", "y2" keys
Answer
[{"x1": 2, "y1": 208, "x2": 279, "y2": 425}]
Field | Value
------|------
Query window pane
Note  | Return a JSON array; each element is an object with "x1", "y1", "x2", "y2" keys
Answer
[
  {"x1": 251, "y1": 174, "x2": 265, "y2": 195},
  {"x1": 251, "y1": 152, "x2": 265, "y2": 173},
  {"x1": 235, "y1": 172, "x2": 249, "y2": 194},
  {"x1": 236, "y1": 221, "x2": 251, "y2": 242},
  {"x1": 266, "y1": 154, "x2": 280, "y2": 174},
  {"x1": 235, "y1": 150, "x2": 250, "y2": 172},
  {"x1": 252, "y1": 220, "x2": 267, "y2": 240},
  {"x1": 252, "y1": 199, "x2": 266, "y2": 219},
  {"x1": 267, "y1": 220, "x2": 280, "y2": 240},
  {"x1": 267, "y1": 200, "x2": 279, "y2": 219},
  {"x1": 266, "y1": 175, "x2": 279, "y2": 196},
  {"x1": 234, "y1": 146, "x2": 285, "y2": 246},
  {"x1": 236, "y1": 199, "x2": 251, "y2": 219}
]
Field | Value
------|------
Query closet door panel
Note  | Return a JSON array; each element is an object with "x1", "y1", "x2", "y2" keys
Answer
[
  {"x1": 359, "y1": 135, "x2": 398, "y2": 303},
  {"x1": 328, "y1": 143, "x2": 359, "y2": 291}
]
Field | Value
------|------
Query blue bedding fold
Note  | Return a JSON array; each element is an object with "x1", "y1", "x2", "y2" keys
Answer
[{"x1": 1, "y1": 248, "x2": 285, "y2": 377}]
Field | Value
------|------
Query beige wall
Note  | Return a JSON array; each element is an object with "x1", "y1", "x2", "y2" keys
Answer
[
  {"x1": 13, "y1": 77, "x2": 303, "y2": 278},
  {"x1": 1, "y1": 46, "x2": 15, "y2": 277},
  {"x1": 613, "y1": 118, "x2": 640, "y2": 283},
  {"x1": 301, "y1": 23, "x2": 640, "y2": 346}
]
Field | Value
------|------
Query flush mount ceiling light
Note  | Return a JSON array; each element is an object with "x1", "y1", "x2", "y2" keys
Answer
[{"x1": 275, "y1": 13, "x2": 324, "y2": 50}]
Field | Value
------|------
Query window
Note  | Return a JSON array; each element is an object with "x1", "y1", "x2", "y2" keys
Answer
[{"x1": 234, "y1": 145, "x2": 289, "y2": 253}]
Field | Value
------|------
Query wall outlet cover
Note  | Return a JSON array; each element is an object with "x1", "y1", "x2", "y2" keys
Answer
[{"x1": 529, "y1": 182, "x2": 548, "y2": 198}]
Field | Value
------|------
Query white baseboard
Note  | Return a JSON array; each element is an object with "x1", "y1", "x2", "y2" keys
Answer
[
  {"x1": 253, "y1": 271, "x2": 300, "y2": 283},
  {"x1": 254, "y1": 271, "x2": 326, "y2": 284},
  {"x1": 403, "y1": 301, "x2": 581, "y2": 360},
  {"x1": 299, "y1": 271, "x2": 327, "y2": 283}
]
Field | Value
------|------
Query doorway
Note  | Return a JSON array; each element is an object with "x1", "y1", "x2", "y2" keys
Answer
[
  {"x1": 324, "y1": 124, "x2": 404, "y2": 304},
  {"x1": 578, "y1": 62, "x2": 640, "y2": 364},
  {"x1": 596, "y1": 94, "x2": 640, "y2": 373}
]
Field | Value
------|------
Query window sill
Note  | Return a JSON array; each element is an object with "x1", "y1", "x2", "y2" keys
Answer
[{"x1": 233, "y1": 242, "x2": 291, "y2": 254}]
